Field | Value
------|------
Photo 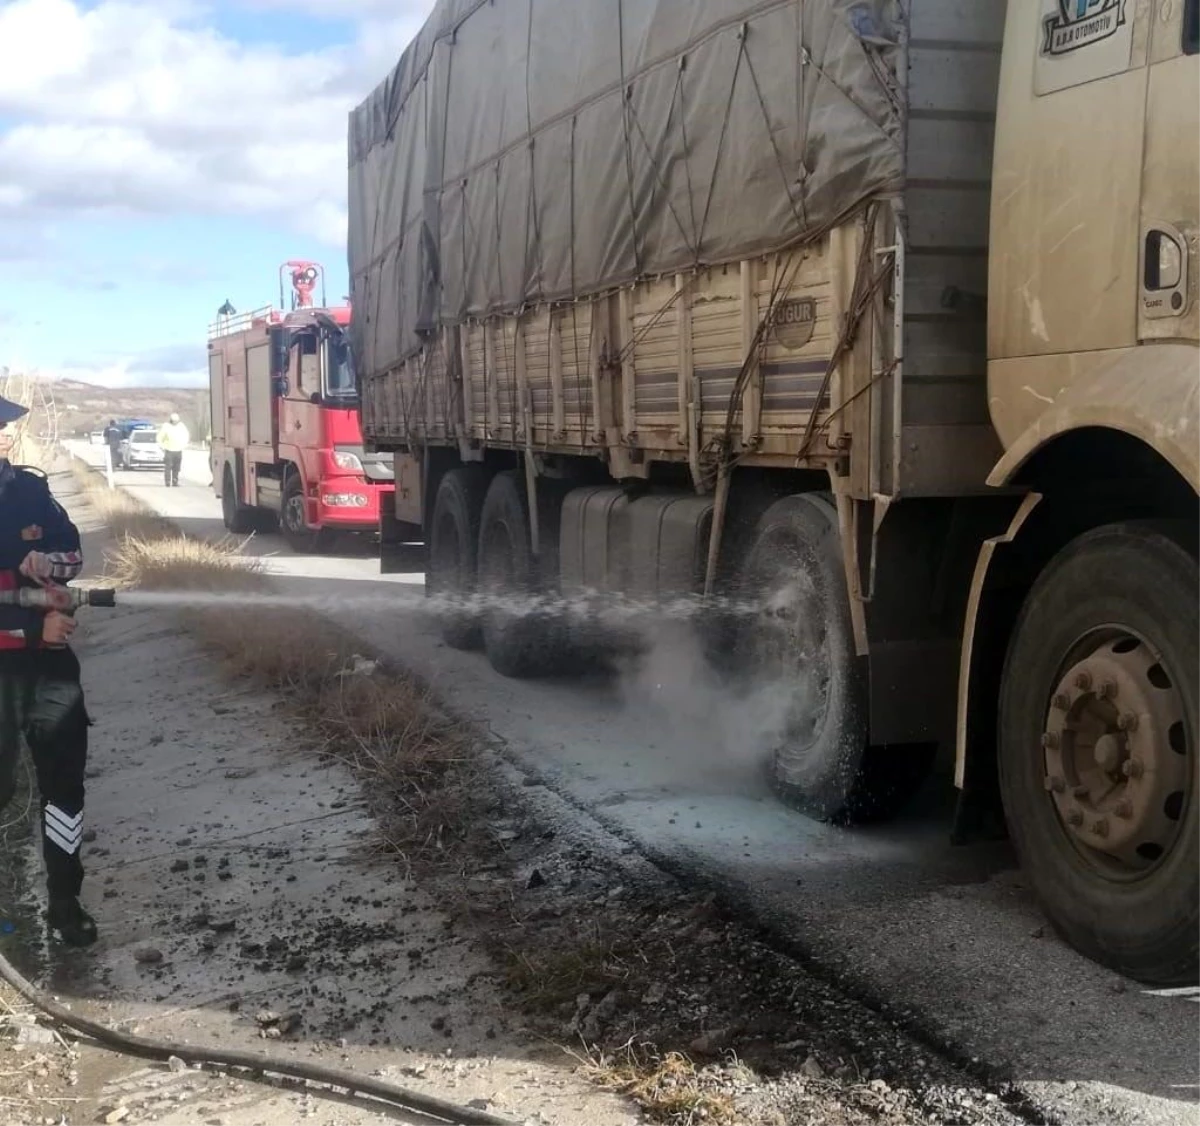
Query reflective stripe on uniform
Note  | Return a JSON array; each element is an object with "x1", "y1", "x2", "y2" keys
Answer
[{"x1": 44, "y1": 805, "x2": 83, "y2": 855}]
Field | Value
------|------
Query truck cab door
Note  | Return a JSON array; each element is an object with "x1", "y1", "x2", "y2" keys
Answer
[
  {"x1": 987, "y1": 0, "x2": 1155, "y2": 446},
  {"x1": 992, "y1": 0, "x2": 1153, "y2": 358},
  {"x1": 1138, "y1": 0, "x2": 1199, "y2": 342}
]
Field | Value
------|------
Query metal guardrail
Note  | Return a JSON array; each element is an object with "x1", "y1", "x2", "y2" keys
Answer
[{"x1": 207, "y1": 306, "x2": 277, "y2": 340}]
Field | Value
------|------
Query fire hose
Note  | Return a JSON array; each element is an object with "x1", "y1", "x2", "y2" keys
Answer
[{"x1": 0, "y1": 587, "x2": 521, "y2": 1126}]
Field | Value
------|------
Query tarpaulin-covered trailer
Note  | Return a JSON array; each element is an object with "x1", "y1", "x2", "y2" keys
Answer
[{"x1": 349, "y1": 0, "x2": 1002, "y2": 499}]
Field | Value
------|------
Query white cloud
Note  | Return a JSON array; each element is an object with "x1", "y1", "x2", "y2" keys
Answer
[
  {"x1": 242, "y1": 0, "x2": 428, "y2": 17},
  {"x1": 48, "y1": 351, "x2": 208, "y2": 389},
  {"x1": 0, "y1": 0, "x2": 433, "y2": 243}
]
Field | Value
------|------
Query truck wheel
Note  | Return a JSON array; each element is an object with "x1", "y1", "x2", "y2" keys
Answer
[
  {"x1": 999, "y1": 522, "x2": 1197, "y2": 985},
  {"x1": 221, "y1": 467, "x2": 254, "y2": 534},
  {"x1": 428, "y1": 466, "x2": 489, "y2": 650},
  {"x1": 737, "y1": 494, "x2": 929, "y2": 823},
  {"x1": 281, "y1": 471, "x2": 335, "y2": 554},
  {"x1": 477, "y1": 470, "x2": 564, "y2": 678}
]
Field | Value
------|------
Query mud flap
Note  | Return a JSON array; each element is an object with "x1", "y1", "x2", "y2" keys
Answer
[
  {"x1": 950, "y1": 785, "x2": 1008, "y2": 846},
  {"x1": 379, "y1": 490, "x2": 423, "y2": 574}
]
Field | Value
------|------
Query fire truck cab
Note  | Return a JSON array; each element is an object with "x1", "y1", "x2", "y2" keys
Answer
[{"x1": 208, "y1": 261, "x2": 394, "y2": 550}]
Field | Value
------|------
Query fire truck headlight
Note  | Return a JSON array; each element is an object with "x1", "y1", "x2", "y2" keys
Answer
[
  {"x1": 322, "y1": 492, "x2": 369, "y2": 508},
  {"x1": 331, "y1": 449, "x2": 364, "y2": 472}
]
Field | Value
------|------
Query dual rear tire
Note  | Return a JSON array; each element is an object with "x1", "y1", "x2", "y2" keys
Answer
[
  {"x1": 428, "y1": 467, "x2": 564, "y2": 676},
  {"x1": 222, "y1": 467, "x2": 255, "y2": 534},
  {"x1": 734, "y1": 494, "x2": 933, "y2": 825},
  {"x1": 429, "y1": 476, "x2": 929, "y2": 822}
]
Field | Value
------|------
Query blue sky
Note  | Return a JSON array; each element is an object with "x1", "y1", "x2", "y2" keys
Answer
[{"x1": 0, "y1": 0, "x2": 434, "y2": 387}]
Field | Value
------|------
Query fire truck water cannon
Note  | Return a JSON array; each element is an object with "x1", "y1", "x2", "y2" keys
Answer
[{"x1": 280, "y1": 260, "x2": 326, "y2": 311}]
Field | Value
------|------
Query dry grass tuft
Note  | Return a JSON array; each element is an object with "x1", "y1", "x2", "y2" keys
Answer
[
  {"x1": 505, "y1": 929, "x2": 635, "y2": 1012},
  {"x1": 194, "y1": 606, "x2": 475, "y2": 869},
  {"x1": 581, "y1": 1043, "x2": 737, "y2": 1124},
  {"x1": 107, "y1": 535, "x2": 260, "y2": 592}
]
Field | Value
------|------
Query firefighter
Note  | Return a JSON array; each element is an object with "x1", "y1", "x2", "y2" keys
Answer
[{"x1": 0, "y1": 394, "x2": 97, "y2": 947}]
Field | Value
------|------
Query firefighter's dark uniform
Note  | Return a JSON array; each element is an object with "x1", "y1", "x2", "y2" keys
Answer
[{"x1": 0, "y1": 457, "x2": 96, "y2": 947}]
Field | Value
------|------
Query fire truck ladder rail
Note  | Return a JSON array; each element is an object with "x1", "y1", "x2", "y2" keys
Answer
[{"x1": 207, "y1": 306, "x2": 278, "y2": 340}]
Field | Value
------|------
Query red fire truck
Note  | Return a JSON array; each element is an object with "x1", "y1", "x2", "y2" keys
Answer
[{"x1": 208, "y1": 261, "x2": 394, "y2": 550}]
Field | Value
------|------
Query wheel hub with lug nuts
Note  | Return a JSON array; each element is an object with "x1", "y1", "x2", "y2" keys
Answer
[{"x1": 1041, "y1": 633, "x2": 1190, "y2": 871}]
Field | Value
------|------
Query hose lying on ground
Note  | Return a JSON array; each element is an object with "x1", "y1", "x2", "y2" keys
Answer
[{"x1": 0, "y1": 946, "x2": 519, "y2": 1126}]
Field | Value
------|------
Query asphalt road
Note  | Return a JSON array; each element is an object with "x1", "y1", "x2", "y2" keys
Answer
[
  {"x1": 73, "y1": 441, "x2": 423, "y2": 587},
  {"x1": 65, "y1": 440, "x2": 1200, "y2": 1126}
]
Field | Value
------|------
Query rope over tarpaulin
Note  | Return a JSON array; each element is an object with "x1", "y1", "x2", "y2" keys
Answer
[{"x1": 347, "y1": 0, "x2": 905, "y2": 377}]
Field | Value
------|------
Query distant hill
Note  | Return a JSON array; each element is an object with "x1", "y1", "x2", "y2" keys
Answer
[{"x1": 34, "y1": 379, "x2": 211, "y2": 440}]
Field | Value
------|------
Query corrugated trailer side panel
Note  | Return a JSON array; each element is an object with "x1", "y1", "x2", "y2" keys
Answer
[{"x1": 370, "y1": 233, "x2": 859, "y2": 472}]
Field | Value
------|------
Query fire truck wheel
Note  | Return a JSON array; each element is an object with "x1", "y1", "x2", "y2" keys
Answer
[
  {"x1": 221, "y1": 467, "x2": 254, "y2": 534},
  {"x1": 281, "y1": 471, "x2": 335, "y2": 554},
  {"x1": 999, "y1": 521, "x2": 1198, "y2": 985},
  {"x1": 477, "y1": 471, "x2": 566, "y2": 679},
  {"x1": 737, "y1": 493, "x2": 931, "y2": 824},
  {"x1": 428, "y1": 466, "x2": 489, "y2": 650}
]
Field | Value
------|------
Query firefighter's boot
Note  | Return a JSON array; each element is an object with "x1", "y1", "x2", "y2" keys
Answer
[{"x1": 48, "y1": 897, "x2": 97, "y2": 947}]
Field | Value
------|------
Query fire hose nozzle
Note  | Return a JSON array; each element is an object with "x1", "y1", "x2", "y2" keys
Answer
[{"x1": 0, "y1": 587, "x2": 118, "y2": 611}]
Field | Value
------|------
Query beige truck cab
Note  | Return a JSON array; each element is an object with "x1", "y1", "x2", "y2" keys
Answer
[{"x1": 960, "y1": 0, "x2": 1198, "y2": 984}]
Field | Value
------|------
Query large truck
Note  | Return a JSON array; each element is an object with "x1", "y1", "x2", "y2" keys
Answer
[
  {"x1": 208, "y1": 261, "x2": 395, "y2": 550},
  {"x1": 348, "y1": 2, "x2": 1199, "y2": 983}
]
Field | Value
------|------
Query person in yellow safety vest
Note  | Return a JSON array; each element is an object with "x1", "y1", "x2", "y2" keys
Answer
[{"x1": 157, "y1": 413, "x2": 190, "y2": 488}]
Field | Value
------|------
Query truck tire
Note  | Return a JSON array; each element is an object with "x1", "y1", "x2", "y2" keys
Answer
[
  {"x1": 221, "y1": 466, "x2": 254, "y2": 534},
  {"x1": 998, "y1": 521, "x2": 1198, "y2": 985},
  {"x1": 477, "y1": 470, "x2": 565, "y2": 678},
  {"x1": 281, "y1": 470, "x2": 335, "y2": 554},
  {"x1": 737, "y1": 494, "x2": 930, "y2": 824},
  {"x1": 428, "y1": 466, "x2": 489, "y2": 650}
]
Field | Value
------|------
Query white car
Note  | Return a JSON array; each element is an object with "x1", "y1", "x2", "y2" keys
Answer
[{"x1": 120, "y1": 429, "x2": 165, "y2": 471}]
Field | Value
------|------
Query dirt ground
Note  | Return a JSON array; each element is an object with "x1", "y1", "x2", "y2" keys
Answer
[{"x1": 0, "y1": 465, "x2": 1042, "y2": 1125}]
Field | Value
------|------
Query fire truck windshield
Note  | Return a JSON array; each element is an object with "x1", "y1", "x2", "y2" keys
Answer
[{"x1": 323, "y1": 334, "x2": 357, "y2": 400}]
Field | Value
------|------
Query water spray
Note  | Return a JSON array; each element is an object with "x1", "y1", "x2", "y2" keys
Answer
[{"x1": 0, "y1": 583, "x2": 772, "y2": 638}]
